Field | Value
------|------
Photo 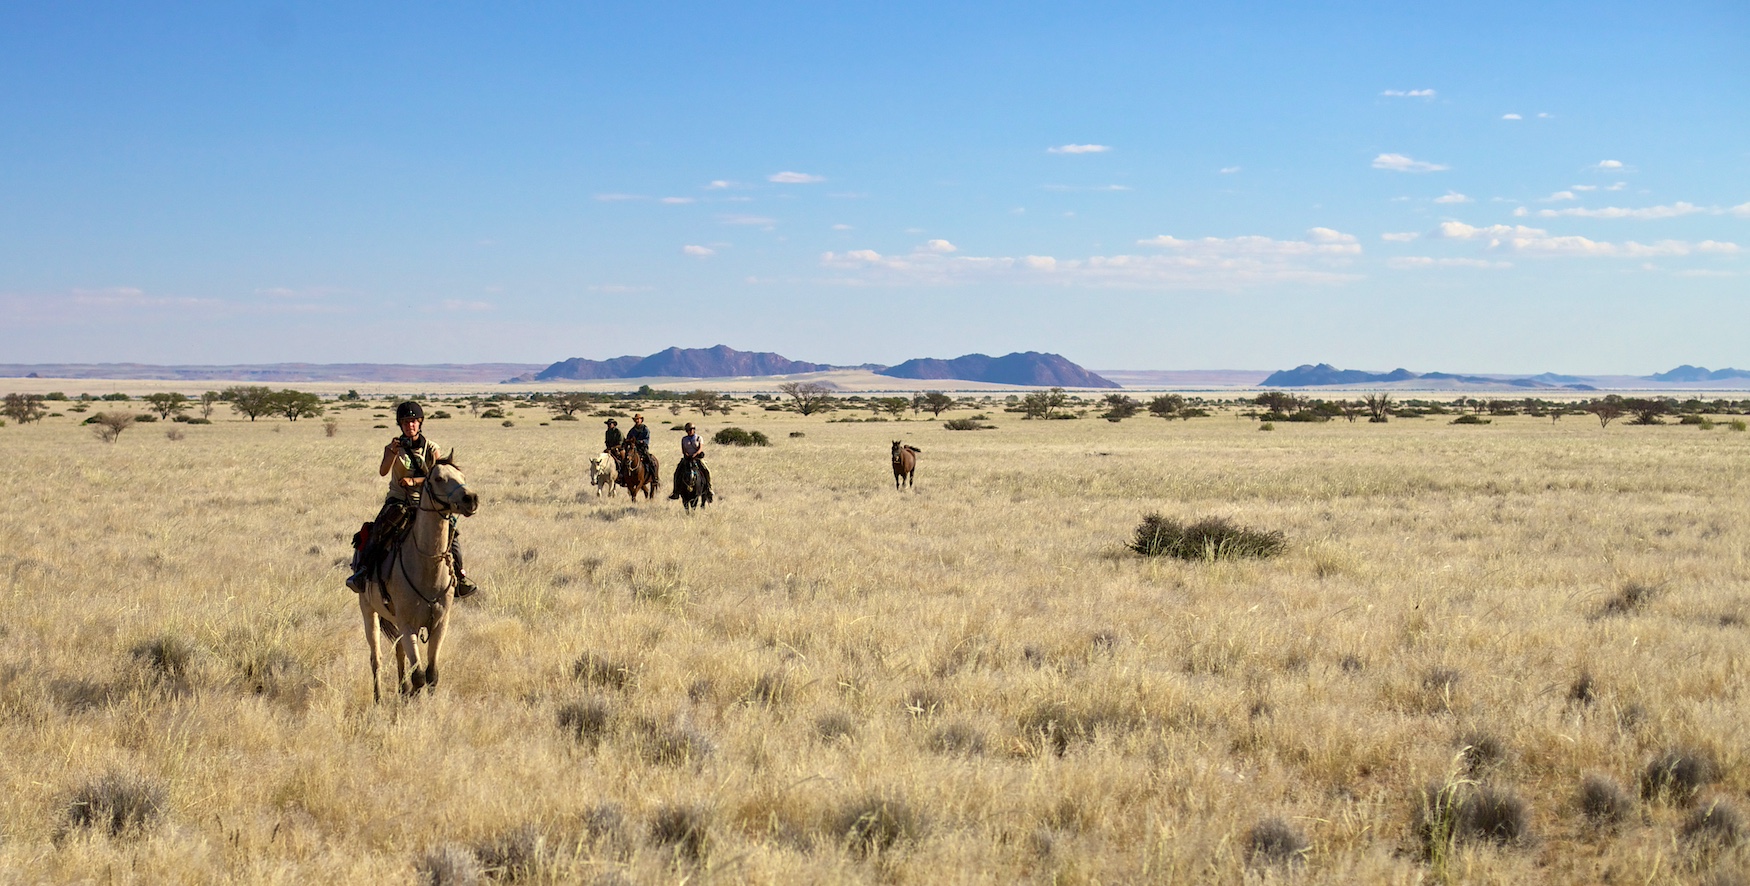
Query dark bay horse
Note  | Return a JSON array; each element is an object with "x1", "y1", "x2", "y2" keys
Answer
[
  {"x1": 614, "y1": 443, "x2": 661, "y2": 500},
  {"x1": 676, "y1": 457, "x2": 709, "y2": 511},
  {"x1": 892, "y1": 441, "x2": 920, "y2": 489}
]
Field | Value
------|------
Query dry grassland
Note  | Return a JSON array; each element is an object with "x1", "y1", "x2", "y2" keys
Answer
[{"x1": 0, "y1": 401, "x2": 1746, "y2": 884}]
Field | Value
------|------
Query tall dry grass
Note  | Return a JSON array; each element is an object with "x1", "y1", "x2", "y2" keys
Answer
[{"x1": 0, "y1": 400, "x2": 1745, "y2": 883}]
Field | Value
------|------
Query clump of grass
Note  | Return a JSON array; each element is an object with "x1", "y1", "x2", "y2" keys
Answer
[
  {"x1": 926, "y1": 722, "x2": 986, "y2": 756},
  {"x1": 131, "y1": 634, "x2": 198, "y2": 684},
  {"x1": 1642, "y1": 749, "x2": 1718, "y2": 803},
  {"x1": 1568, "y1": 671, "x2": 1597, "y2": 705},
  {"x1": 747, "y1": 670, "x2": 792, "y2": 707},
  {"x1": 1126, "y1": 514, "x2": 1286, "y2": 560},
  {"x1": 62, "y1": 771, "x2": 168, "y2": 838},
  {"x1": 648, "y1": 804, "x2": 711, "y2": 862},
  {"x1": 1416, "y1": 780, "x2": 1529, "y2": 864},
  {"x1": 1682, "y1": 800, "x2": 1745, "y2": 850},
  {"x1": 1451, "y1": 414, "x2": 1492, "y2": 425},
  {"x1": 631, "y1": 718, "x2": 714, "y2": 766},
  {"x1": 1244, "y1": 816, "x2": 1309, "y2": 868},
  {"x1": 943, "y1": 418, "x2": 995, "y2": 431},
  {"x1": 571, "y1": 652, "x2": 633, "y2": 690},
  {"x1": 416, "y1": 844, "x2": 484, "y2": 885},
  {"x1": 473, "y1": 825, "x2": 561, "y2": 880},
  {"x1": 1599, "y1": 580, "x2": 1662, "y2": 617},
  {"x1": 814, "y1": 711, "x2": 855, "y2": 741},
  {"x1": 1457, "y1": 731, "x2": 1509, "y2": 774},
  {"x1": 1455, "y1": 785, "x2": 1530, "y2": 845},
  {"x1": 240, "y1": 648, "x2": 311, "y2": 704},
  {"x1": 1578, "y1": 774, "x2": 1633, "y2": 829},
  {"x1": 557, "y1": 698, "x2": 614, "y2": 748},
  {"x1": 837, "y1": 794, "x2": 924, "y2": 858},
  {"x1": 712, "y1": 427, "x2": 770, "y2": 446},
  {"x1": 1017, "y1": 700, "x2": 1137, "y2": 756},
  {"x1": 903, "y1": 686, "x2": 946, "y2": 717}
]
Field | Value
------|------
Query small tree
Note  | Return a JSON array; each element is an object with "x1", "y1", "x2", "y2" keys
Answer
[
  {"x1": 1255, "y1": 391, "x2": 1303, "y2": 415},
  {"x1": 271, "y1": 390, "x2": 324, "y2": 421},
  {"x1": 1, "y1": 393, "x2": 47, "y2": 425},
  {"x1": 1337, "y1": 400, "x2": 1364, "y2": 422},
  {"x1": 1148, "y1": 394, "x2": 1184, "y2": 419},
  {"x1": 776, "y1": 381, "x2": 836, "y2": 416},
  {"x1": 91, "y1": 412, "x2": 135, "y2": 443},
  {"x1": 1101, "y1": 394, "x2": 1140, "y2": 420},
  {"x1": 1364, "y1": 392, "x2": 1394, "y2": 423},
  {"x1": 199, "y1": 391, "x2": 220, "y2": 419},
  {"x1": 1586, "y1": 396, "x2": 1626, "y2": 428},
  {"x1": 685, "y1": 390, "x2": 723, "y2": 416},
  {"x1": 875, "y1": 396, "x2": 910, "y2": 420},
  {"x1": 549, "y1": 392, "x2": 596, "y2": 418},
  {"x1": 919, "y1": 392, "x2": 954, "y2": 417},
  {"x1": 1019, "y1": 387, "x2": 1069, "y2": 419},
  {"x1": 1623, "y1": 398, "x2": 1670, "y2": 425},
  {"x1": 144, "y1": 392, "x2": 188, "y2": 420},
  {"x1": 224, "y1": 386, "x2": 275, "y2": 421}
]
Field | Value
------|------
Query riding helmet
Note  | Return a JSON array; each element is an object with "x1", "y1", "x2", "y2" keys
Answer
[{"x1": 395, "y1": 401, "x2": 424, "y2": 422}]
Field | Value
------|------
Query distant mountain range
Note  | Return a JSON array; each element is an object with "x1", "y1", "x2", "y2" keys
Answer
[
  {"x1": 1259, "y1": 362, "x2": 1750, "y2": 390},
  {"x1": 876, "y1": 351, "x2": 1119, "y2": 388},
  {"x1": 1646, "y1": 365, "x2": 1750, "y2": 382},
  {"x1": 531, "y1": 345, "x2": 1117, "y2": 387}
]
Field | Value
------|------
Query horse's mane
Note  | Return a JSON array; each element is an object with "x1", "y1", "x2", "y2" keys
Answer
[{"x1": 435, "y1": 449, "x2": 460, "y2": 469}]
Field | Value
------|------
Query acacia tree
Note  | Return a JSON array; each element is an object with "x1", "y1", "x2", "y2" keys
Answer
[
  {"x1": 1586, "y1": 395, "x2": 1626, "y2": 428},
  {"x1": 145, "y1": 392, "x2": 188, "y2": 420},
  {"x1": 271, "y1": 390, "x2": 324, "y2": 421},
  {"x1": 776, "y1": 381, "x2": 836, "y2": 415},
  {"x1": 918, "y1": 392, "x2": 954, "y2": 417},
  {"x1": 549, "y1": 392, "x2": 595, "y2": 418},
  {"x1": 1, "y1": 393, "x2": 46, "y2": 425},
  {"x1": 1337, "y1": 400, "x2": 1364, "y2": 422},
  {"x1": 1623, "y1": 398, "x2": 1670, "y2": 425},
  {"x1": 1101, "y1": 394, "x2": 1141, "y2": 420},
  {"x1": 90, "y1": 412, "x2": 135, "y2": 443},
  {"x1": 685, "y1": 390, "x2": 722, "y2": 416},
  {"x1": 199, "y1": 390, "x2": 221, "y2": 419},
  {"x1": 1019, "y1": 387, "x2": 1069, "y2": 419},
  {"x1": 874, "y1": 396, "x2": 910, "y2": 419},
  {"x1": 224, "y1": 385, "x2": 275, "y2": 421},
  {"x1": 1254, "y1": 391, "x2": 1303, "y2": 415},
  {"x1": 1148, "y1": 394, "x2": 1184, "y2": 419}
]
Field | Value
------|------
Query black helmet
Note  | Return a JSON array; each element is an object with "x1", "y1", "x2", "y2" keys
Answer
[{"x1": 395, "y1": 401, "x2": 424, "y2": 422}]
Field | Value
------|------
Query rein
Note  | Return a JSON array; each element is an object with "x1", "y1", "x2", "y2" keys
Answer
[{"x1": 393, "y1": 479, "x2": 460, "y2": 606}]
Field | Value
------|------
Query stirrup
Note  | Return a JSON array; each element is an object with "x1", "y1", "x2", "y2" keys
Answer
[
  {"x1": 346, "y1": 571, "x2": 369, "y2": 594},
  {"x1": 455, "y1": 574, "x2": 479, "y2": 599}
]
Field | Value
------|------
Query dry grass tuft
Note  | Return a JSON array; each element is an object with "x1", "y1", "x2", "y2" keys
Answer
[
  {"x1": 130, "y1": 633, "x2": 197, "y2": 684},
  {"x1": 62, "y1": 770, "x2": 167, "y2": 839},
  {"x1": 1456, "y1": 785, "x2": 1530, "y2": 845},
  {"x1": 416, "y1": 844, "x2": 484, "y2": 886},
  {"x1": 648, "y1": 804, "x2": 712, "y2": 862},
  {"x1": 1126, "y1": 513, "x2": 1286, "y2": 560},
  {"x1": 1682, "y1": 800, "x2": 1745, "y2": 850},
  {"x1": 1017, "y1": 700, "x2": 1137, "y2": 756},
  {"x1": 571, "y1": 652, "x2": 634, "y2": 690},
  {"x1": 1599, "y1": 580, "x2": 1662, "y2": 617},
  {"x1": 1457, "y1": 730, "x2": 1510, "y2": 774},
  {"x1": 927, "y1": 721, "x2": 987, "y2": 756},
  {"x1": 472, "y1": 824, "x2": 556, "y2": 880},
  {"x1": 1244, "y1": 816, "x2": 1309, "y2": 867},
  {"x1": 1578, "y1": 774, "x2": 1633, "y2": 829},
  {"x1": 1568, "y1": 671, "x2": 1597, "y2": 705},
  {"x1": 836, "y1": 794, "x2": 924, "y2": 858},
  {"x1": 630, "y1": 717, "x2": 714, "y2": 765},
  {"x1": 814, "y1": 711, "x2": 855, "y2": 741},
  {"x1": 557, "y1": 698, "x2": 615, "y2": 747},
  {"x1": 1641, "y1": 749, "x2": 1718, "y2": 803}
]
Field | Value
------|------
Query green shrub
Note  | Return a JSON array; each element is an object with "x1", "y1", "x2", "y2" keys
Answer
[
  {"x1": 713, "y1": 427, "x2": 770, "y2": 446},
  {"x1": 943, "y1": 418, "x2": 994, "y2": 431},
  {"x1": 480, "y1": 408, "x2": 506, "y2": 419},
  {"x1": 1732, "y1": 419, "x2": 1748, "y2": 432},
  {"x1": 1451, "y1": 414, "x2": 1491, "y2": 425},
  {"x1": 1258, "y1": 422, "x2": 1274, "y2": 431},
  {"x1": 1127, "y1": 514, "x2": 1286, "y2": 560}
]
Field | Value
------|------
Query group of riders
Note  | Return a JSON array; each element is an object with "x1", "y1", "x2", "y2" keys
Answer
[{"x1": 346, "y1": 402, "x2": 712, "y2": 598}]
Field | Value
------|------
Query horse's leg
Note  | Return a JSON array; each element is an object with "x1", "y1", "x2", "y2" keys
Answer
[
  {"x1": 360, "y1": 595, "x2": 382, "y2": 704},
  {"x1": 424, "y1": 613, "x2": 447, "y2": 692},
  {"x1": 398, "y1": 629, "x2": 421, "y2": 695}
]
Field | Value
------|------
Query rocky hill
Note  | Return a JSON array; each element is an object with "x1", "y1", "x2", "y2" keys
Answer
[
  {"x1": 876, "y1": 352, "x2": 1119, "y2": 388},
  {"x1": 535, "y1": 345, "x2": 838, "y2": 381}
]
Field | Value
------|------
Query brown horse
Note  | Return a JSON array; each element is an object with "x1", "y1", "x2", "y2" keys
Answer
[
  {"x1": 892, "y1": 440, "x2": 920, "y2": 489},
  {"x1": 358, "y1": 456, "x2": 479, "y2": 700},
  {"x1": 613, "y1": 442, "x2": 661, "y2": 500}
]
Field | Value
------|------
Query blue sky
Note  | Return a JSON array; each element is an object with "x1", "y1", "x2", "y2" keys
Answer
[{"x1": 2, "y1": 2, "x2": 1745, "y2": 372}]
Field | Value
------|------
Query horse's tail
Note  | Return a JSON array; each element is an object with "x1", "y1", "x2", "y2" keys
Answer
[{"x1": 905, "y1": 445, "x2": 922, "y2": 453}]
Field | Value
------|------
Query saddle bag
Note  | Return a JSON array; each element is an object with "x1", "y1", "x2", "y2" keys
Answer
[{"x1": 352, "y1": 522, "x2": 373, "y2": 551}]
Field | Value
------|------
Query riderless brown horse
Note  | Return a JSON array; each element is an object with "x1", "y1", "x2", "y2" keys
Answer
[
  {"x1": 358, "y1": 455, "x2": 479, "y2": 700},
  {"x1": 892, "y1": 440, "x2": 920, "y2": 489},
  {"x1": 613, "y1": 442, "x2": 661, "y2": 500}
]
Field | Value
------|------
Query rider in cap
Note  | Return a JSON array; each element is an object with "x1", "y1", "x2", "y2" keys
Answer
[
  {"x1": 346, "y1": 400, "x2": 479, "y2": 598},
  {"x1": 625, "y1": 413, "x2": 655, "y2": 479},
  {"x1": 603, "y1": 417, "x2": 623, "y2": 451},
  {"x1": 668, "y1": 422, "x2": 713, "y2": 501}
]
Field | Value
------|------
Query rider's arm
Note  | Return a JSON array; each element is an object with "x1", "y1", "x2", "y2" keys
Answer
[{"x1": 379, "y1": 439, "x2": 399, "y2": 477}]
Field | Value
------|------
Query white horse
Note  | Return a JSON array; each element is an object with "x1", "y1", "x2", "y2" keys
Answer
[
  {"x1": 358, "y1": 457, "x2": 479, "y2": 700},
  {"x1": 590, "y1": 451, "x2": 616, "y2": 496}
]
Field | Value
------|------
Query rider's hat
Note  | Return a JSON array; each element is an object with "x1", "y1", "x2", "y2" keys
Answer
[
  {"x1": 604, "y1": 418, "x2": 617, "y2": 425},
  {"x1": 632, "y1": 413, "x2": 644, "y2": 420},
  {"x1": 395, "y1": 401, "x2": 424, "y2": 422}
]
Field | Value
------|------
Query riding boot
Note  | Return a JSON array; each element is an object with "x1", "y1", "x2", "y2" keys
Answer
[
  {"x1": 450, "y1": 534, "x2": 479, "y2": 599},
  {"x1": 701, "y1": 462, "x2": 713, "y2": 502},
  {"x1": 668, "y1": 461, "x2": 683, "y2": 499},
  {"x1": 346, "y1": 543, "x2": 378, "y2": 593}
]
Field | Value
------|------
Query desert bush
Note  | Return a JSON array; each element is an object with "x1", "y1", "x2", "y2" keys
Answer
[
  {"x1": 572, "y1": 652, "x2": 634, "y2": 690},
  {"x1": 474, "y1": 824, "x2": 557, "y2": 880},
  {"x1": 1732, "y1": 419, "x2": 1748, "y2": 432},
  {"x1": 814, "y1": 711, "x2": 855, "y2": 741},
  {"x1": 713, "y1": 427, "x2": 770, "y2": 446},
  {"x1": 557, "y1": 698, "x2": 615, "y2": 748},
  {"x1": 1451, "y1": 414, "x2": 1491, "y2": 425},
  {"x1": 132, "y1": 634, "x2": 198, "y2": 686},
  {"x1": 89, "y1": 412, "x2": 135, "y2": 443},
  {"x1": 1244, "y1": 816, "x2": 1308, "y2": 868},
  {"x1": 1456, "y1": 785, "x2": 1530, "y2": 845},
  {"x1": 926, "y1": 721, "x2": 986, "y2": 756},
  {"x1": 649, "y1": 804, "x2": 712, "y2": 862},
  {"x1": 323, "y1": 418, "x2": 340, "y2": 437},
  {"x1": 1127, "y1": 514, "x2": 1286, "y2": 560},
  {"x1": 943, "y1": 418, "x2": 995, "y2": 430},
  {"x1": 1682, "y1": 800, "x2": 1745, "y2": 849},
  {"x1": 837, "y1": 794, "x2": 923, "y2": 858},
  {"x1": 479, "y1": 408, "x2": 505, "y2": 419},
  {"x1": 1579, "y1": 774, "x2": 1633, "y2": 827},
  {"x1": 1642, "y1": 749, "x2": 1718, "y2": 803},
  {"x1": 62, "y1": 771, "x2": 168, "y2": 838},
  {"x1": 415, "y1": 844, "x2": 484, "y2": 885},
  {"x1": 1457, "y1": 731, "x2": 1510, "y2": 774},
  {"x1": 165, "y1": 427, "x2": 185, "y2": 441},
  {"x1": 1599, "y1": 580, "x2": 1661, "y2": 617},
  {"x1": 1258, "y1": 421, "x2": 1274, "y2": 431},
  {"x1": 788, "y1": 430, "x2": 805, "y2": 438},
  {"x1": 631, "y1": 718, "x2": 713, "y2": 765}
]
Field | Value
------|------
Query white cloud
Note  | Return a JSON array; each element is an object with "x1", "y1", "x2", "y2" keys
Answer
[
  {"x1": 440, "y1": 299, "x2": 493, "y2": 312},
  {"x1": 768, "y1": 171, "x2": 825, "y2": 184},
  {"x1": 683, "y1": 245, "x2": 715, "y2": 257},
  {"x1": 922, "y1": 239, "x2": 957, "y2": 254},
  {"x1": 719, "y1": 214, "x2": 776, "y2": 227},
  {"x1": 1537, "y1": 112, "x2": 1552, "y2": 118},
  {"x1": 1593, "y1": 160, "x2": 1624, "y2": 170},
  {"x1": 1431, "y1": 221, "x2": 1740, "y2": 257},
  {"x1": 660, "y1": 197, "x2": 695, "y2": 204},
  {"x1": 820, "y1": 227, "x2": 1363, "y2": 289},
  {"x1": 1381, "y1": 232, "x2": 1420, "y2": 242},
  {"x1": 1434, "y1": 191, "x2": 1472, "y2": 204},
  {"x1": 1536, "y1": 202, "x2": 1708, "y2": 220},
  {"x1": 1502, "y1": 113, "x2": 1523, "y2": 120},
  {"x1": 1728, "y1": 202, "x2": 1750, "y2": 218},
  {"x1": 1542, "y1": 191, "x2": 1577, "y2": 202},
  {"x1": 1219, "y1": 166, "x2": 1242, "y2": 174},
  {"x1": 1373, "y1": 153, "x2": 1449, "y2": 173},
  {"x1": 704, "y1": 180, "x2": 733, "y2": 190},
  {"x1": 1571, "y1": 185, "x2": 1597, "y2": 191},
  {"x1": 1047, "y1": 144, "x2": 1111, "y2": 154},
  {"x1": 831, "y1": 223, "x2": 853, "y2": 231},
  {"x1": 1381, "y1": 89, "x2": 1436, "y2": 97},
  {"x1": 1387, "y1": 257, "x2": 1512, "y2": 269},
  {"x1": 593, "y1": 193, "x2": 645, "y2": 202},
  {"x1": 70, "y1": 286, "x2": 213, "y2": 309},
  {"x1": 1606, "y1": 182, "x2": 1628, "y2": 191}
]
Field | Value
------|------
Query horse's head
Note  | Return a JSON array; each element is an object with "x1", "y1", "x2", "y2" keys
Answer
[
  {"x1": 892, "y1": 440, "x2": 902, "y2": 454},
  {"x1": 425, "y1": 454, "x2": 480, "y2": 517}
]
